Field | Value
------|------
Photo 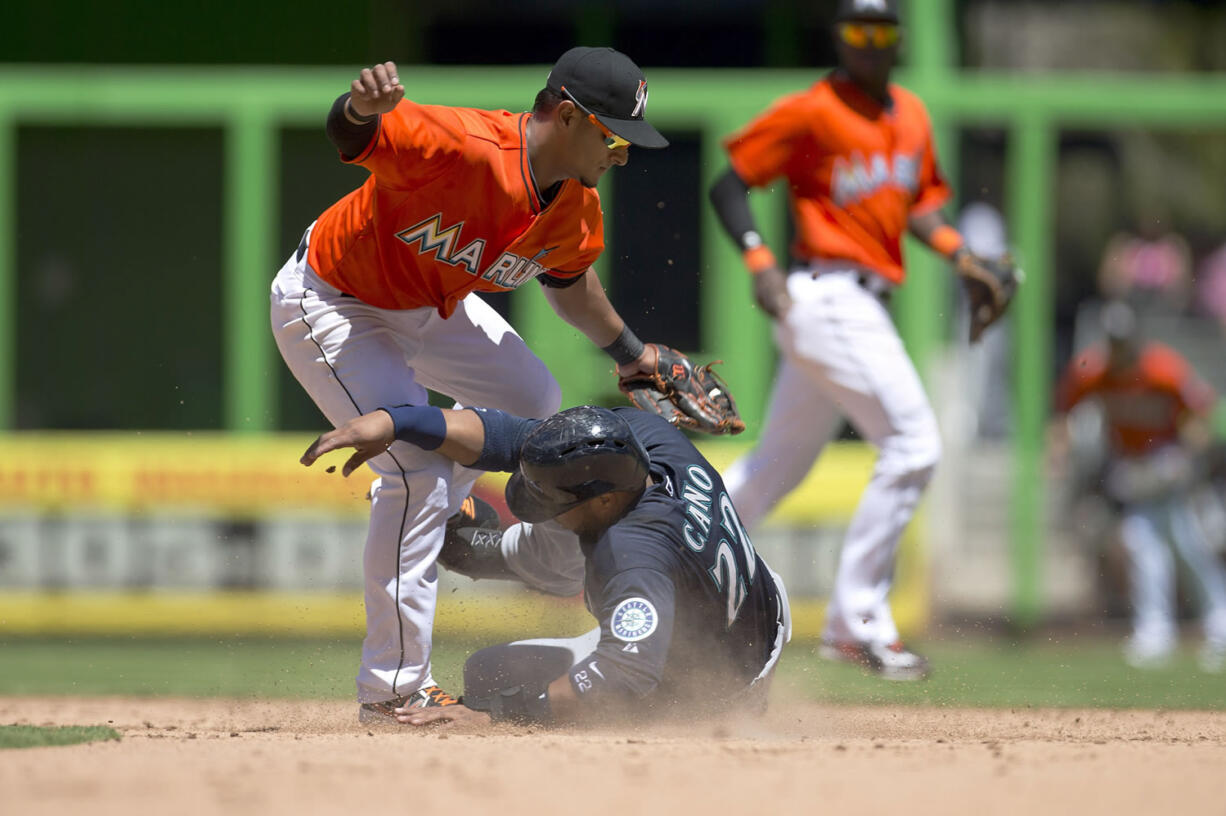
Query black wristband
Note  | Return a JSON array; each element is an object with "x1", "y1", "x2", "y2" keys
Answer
[
  {"x1": 344, "y1": 96, "x2": 378, "y2": 123},
  {"x1": 601, "y1": 326, "x2": 645, "y2": 366}
]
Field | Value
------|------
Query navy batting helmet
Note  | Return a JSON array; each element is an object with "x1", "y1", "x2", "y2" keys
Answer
[{"x1": 505, "y1": 406, "x2": 650, "y2": 523}]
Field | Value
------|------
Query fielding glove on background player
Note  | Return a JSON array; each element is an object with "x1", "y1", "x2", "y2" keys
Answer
[
  {"x1": 618, "y1": 344, "x2": 746, "y2": 435},
  {"x1": 955, "y1": 250, "x2": 1022, "y2": 343}
]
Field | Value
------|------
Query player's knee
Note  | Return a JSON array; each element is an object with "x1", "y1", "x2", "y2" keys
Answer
[
  {"x1": 908, "y1": 444, "x2": 940, "y2": 489},
  {"x1": 524, "y1": 355, "x2": 563, "y2": 416},
  {"x1": 878, "y1": 431, "x2": 940, "y2": 487},
  {"x1": 915, "y1": 433, "x2": 942, "y2": 477},
  {"x1": 531, "y1": 372, "x2": 563, "y2": 417},
  {"x1": 462, "y1": 642, "x2": 575, "y2": 703},
  {"x1": 499, "y1": 359, "x2": 561, "y2": 419}
]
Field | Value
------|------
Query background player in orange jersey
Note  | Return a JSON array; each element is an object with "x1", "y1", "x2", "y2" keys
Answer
[
  {"x1": 270, "y1": 47, "x2": 669, "y2": 722},
  {"x1": 707, "y1": 0, "x2": 984, "y2": 680},
  {"x1": 1057, "y1": 301, "x2": 1226, "y2": 672}
]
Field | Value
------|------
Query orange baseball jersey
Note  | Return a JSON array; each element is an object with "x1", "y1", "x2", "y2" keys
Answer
[
  {"x1": 1058, "y1": 342, "x2": 1216, "y2": 456},
  {"x1": 309, "y1": 100, "x2": 604, "y2": 316},
  {"x1": 724, "y1": 74, "x2": 951, "y2": 284}
]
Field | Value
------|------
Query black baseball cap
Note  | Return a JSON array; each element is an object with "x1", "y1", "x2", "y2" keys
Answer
[
  {"x1": 546, "y1": 47, "x2": 669, "y2": 149},
  {"x1": 835, "y1": 0, "x2": 900, "y2": 23}
]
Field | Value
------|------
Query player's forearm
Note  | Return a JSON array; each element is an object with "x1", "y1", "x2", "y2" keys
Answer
[
  {"x1": 908, "y1": 210, "x2": 964, "y2": 259},
  {"x1": 1178, "y1": 415, "x2": 1214, "y2": 452},
  {"x1": 378, "y1": 405, "x2": 485, "y2": 465},
  {"x1": 710, "y1": 167, "x2": 780, "y2": 277},
  {"x1": 709, "y1": 167, "x2": 760, "y2": 250},
  {"x1": 543, "y1": 269, "x2": 629, "y2": 348},
  {"x1": 544, "y1": 673, "x2": 583, "y2": 722},
  {"x1": 435, "y1": 409, "x2": 488, "y2": 465}
]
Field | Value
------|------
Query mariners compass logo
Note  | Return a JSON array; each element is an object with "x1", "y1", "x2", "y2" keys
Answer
[{"x1": 611, "y1": 597, "x2": 658, "y2": 642}]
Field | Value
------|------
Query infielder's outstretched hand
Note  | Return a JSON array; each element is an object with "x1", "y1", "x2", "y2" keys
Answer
[
  {"x1": 752, "y1": 266, "x2": 792, "y2": 320},
  {"x1": 300, "y1": 410, "x2": 395, "y2": 477},
  {"x1": 348, "y1": 61, "x2": 405, "y2": 118}
]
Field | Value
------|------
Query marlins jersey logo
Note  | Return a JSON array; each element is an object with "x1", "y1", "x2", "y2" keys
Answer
[
  {"x1": 309, "y1": 101, "x2": 604, "y2": 316},
  {"x1": 831, "y1": 151, "x2": 919, "y2": 206},
  {"x1": 396, "y1": 214, "x2": 558, "y2": 289},
  {"x1": 723, "y1": 74, "x2": 951, "y2": 284}
]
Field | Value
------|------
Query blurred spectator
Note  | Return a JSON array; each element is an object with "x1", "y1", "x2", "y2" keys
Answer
[
  {"x1": 1057, "y1": 300, "x2": 1226, "y2": 672},
  {"x1": 1195, "y1": 241, "x2": 1226, "y2": 328},
  {"x1": 957, "y1": 201, "x2": 1012, "y2": 438},
  {"x1": 1097, "y1": 211, "x2": 1192, "y2": 313}
]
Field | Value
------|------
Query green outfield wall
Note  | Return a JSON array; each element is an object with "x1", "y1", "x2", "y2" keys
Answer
[{"x1": 3, "y1": 6, "x2": 1226, "y2": 626}]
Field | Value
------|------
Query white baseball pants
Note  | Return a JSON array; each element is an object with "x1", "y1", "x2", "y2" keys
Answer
[
  {"x1": 500, "y1": 519, "x2": 587, "y2": 597},
  {"x1": 270, "y1": 234, "x2": 562, "y2": 703},
  {"x1": 1119, "y1": 493, "x2": 1226, "y2": 653},
  {"x1": 724, "y1": 270, "x2": 941, "y2": 647}
]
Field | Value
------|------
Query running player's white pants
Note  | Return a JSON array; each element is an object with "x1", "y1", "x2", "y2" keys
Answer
[
  {"x1": 724, "y1": 269, "x2": 941, "y2": 647},
  {"x1": 1119, "y1": 492, "x2": 1226, "y2": 653},
  {"x1": 270, "y1": 234, "x2": 561, "y2": 703},
  {"x1": 500, "y1": 520, "x2": 587, "y2": 597}
]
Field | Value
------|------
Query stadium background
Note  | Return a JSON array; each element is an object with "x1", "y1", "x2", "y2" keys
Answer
[{"x1": 2, "y1": 0, "x2": 1226, "y2": 694}]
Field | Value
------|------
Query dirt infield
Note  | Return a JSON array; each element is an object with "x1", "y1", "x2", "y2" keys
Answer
[{"x1": 3, "y1": 695, "x2": 1224, "y2": 816}]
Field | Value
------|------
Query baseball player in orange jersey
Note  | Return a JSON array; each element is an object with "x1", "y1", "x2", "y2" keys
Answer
[
  {"x1": 270, "y1": 47, "x2": 669, "y2": 721},
  {"x1": 1058, "y1": 301, "x2": 1226, "y2": 672},
  {"x1": 708, "y1": 0, "x2": 977, "y2": 680}
]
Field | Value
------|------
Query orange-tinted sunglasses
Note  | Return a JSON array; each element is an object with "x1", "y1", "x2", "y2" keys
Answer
[
  {"x1": 560, "y1": 86, "x2": 632, "y2": 150},
  {"x1": 838, "y1": 22, "x2": 900, "y2": 50}
]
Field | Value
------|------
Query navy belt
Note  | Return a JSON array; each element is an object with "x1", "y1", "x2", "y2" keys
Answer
[
  {"x1": 806, "y1": 265, "x2": 893, "y2": 303},
  {"x1": 855, "y1": 273, "x2": 892, "y2": 303}
]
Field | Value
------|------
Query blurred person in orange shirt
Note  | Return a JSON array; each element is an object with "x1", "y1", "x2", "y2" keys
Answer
[{"x1": 1057, "y1": 300, "x2": 1226, "y2": 671}]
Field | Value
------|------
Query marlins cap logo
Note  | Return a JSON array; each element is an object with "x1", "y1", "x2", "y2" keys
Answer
[
  {"x1": 611, "y1": 597, "x2": 658, "y2": 642},
  {"x1": 631, "y1": 80, "x2": 648, "y2": 118}
]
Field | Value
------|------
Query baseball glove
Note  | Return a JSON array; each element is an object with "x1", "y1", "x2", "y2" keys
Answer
[
  {"x1": 618, "y1": 344, "x2": 745, "y2": 435},
  {"x1": 956, "y1": 251, "x2": 1021, "y2": 343}
]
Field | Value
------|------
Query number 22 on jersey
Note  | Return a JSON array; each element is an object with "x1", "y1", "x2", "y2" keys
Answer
[{"x1": 680, "y1": 464, "x2": 758, "y2": 628}]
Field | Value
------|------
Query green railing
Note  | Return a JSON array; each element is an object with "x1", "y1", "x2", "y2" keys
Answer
[{"x1": 3, "y1": 3, "x2": 1226, "y2": 625}]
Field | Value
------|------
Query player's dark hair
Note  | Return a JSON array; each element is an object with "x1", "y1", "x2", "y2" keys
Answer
[{"x1": 532, "y1": 87, "x2": 564, "y2": 117}]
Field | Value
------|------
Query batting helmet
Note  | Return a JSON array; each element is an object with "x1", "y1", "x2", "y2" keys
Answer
[{"x1": 505, "y1": 406, "x2": 650, "y2": 523}]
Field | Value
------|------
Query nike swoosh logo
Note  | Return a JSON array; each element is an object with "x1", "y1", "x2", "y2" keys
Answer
[{"x1": 588, "y1": 662, "x2": 605, "y2": 680}]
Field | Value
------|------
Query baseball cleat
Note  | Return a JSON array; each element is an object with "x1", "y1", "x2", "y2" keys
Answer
[
  {"x1": 818, "y1": 639, "x2": 931, "y2": 681},
  {"x1": 358, "y1": 685, "x2": 461, "y2": 725},
  {"x1": 1121, "y1": 638, "x2": 1175, "y2": 670},
  {"x1": 1198, "y1": 641, "x2": 1226, "y2": 674},
  {"x1": 448, "y1": 494, "x2": 501, "y2": 533},
  {"x1": 439, "y1": 494, "x2": 518, "y2": 581}
]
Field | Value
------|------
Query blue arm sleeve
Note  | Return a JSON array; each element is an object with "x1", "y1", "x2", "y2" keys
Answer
[{"x1": 469, "y1": 407, "x2": 539, "y2": 472}]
